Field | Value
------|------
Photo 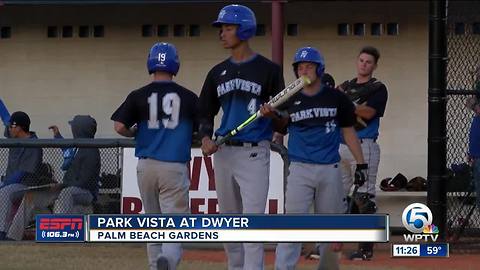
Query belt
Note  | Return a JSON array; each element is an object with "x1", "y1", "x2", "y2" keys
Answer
[
  {"x1": 224, "y1": 140, "x2": 259, "y2": 147},
  {"x1": 360, "y1": 138, "x2": 377, "y2": 143},
  {"x1": 341, "y1": 138, "x2": 377, "y2": 145}
]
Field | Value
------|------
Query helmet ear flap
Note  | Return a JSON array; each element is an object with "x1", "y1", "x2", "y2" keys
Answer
[
  {"x1": 293, "y1": 63, "x2": 299, "y2": 78},
  {"x1": 316, "y1": 66, "x2": 325, "y2": 77}
]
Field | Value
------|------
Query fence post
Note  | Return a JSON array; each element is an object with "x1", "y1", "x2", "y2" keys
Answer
[{"x1": 428, "y1": 0, "x2": 448, "y2": 241}]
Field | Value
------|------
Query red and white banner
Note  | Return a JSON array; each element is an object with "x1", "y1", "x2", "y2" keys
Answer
[{"x1": 121, "y1": 148, "x2": 285, "y2": 214}]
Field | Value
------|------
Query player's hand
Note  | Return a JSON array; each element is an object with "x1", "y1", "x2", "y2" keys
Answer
[
  {"x1": 48, "y1": 125, "x2": 61, "y2": 137},
  {"x1": 201, "y1": 137, "x2": 218, "y2": 156},
  {"x1": 354, "y1": 164, "x2": 368, "y2": 186},
  {"x1": 259, "y1": 103, "x2": 279, "y2": 118},
  {"x1": 272, "y1": 132, "x2": 284, "y2": 145},
  {"x1": 129, "y1": 124, "x2": 138, "y2": 136}
]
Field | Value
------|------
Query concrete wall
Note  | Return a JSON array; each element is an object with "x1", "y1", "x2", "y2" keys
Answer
[{"x1": 0, "y1": 1, "x2": 429, "y2": 184}]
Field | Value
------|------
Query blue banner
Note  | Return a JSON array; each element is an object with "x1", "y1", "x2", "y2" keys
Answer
[
  {"x1": 36, "y1": 215, "x2": 85, "y2": 242},
  {"x1": 420, "y1": 243, "x2": 449, "y2": 257},
  {"x1": 88, "y1": 214, "x2": 388, "y2": 230}
]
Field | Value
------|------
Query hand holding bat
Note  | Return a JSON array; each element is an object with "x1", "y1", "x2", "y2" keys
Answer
[{"x1": 215, "y1": 76, "x2": 311, "y2": 146}]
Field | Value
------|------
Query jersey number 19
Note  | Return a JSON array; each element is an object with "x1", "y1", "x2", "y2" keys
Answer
[{"x1": 147, "y1": 92, "x2": 181, "y2": 129}]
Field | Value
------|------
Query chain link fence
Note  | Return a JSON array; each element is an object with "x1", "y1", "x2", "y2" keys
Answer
[
  {"x1": 445, "y1": 1, "x2": 480, "y2": 249},
  {"x1": 0, "y1": 139, "x2": 131, "y2": 240}
]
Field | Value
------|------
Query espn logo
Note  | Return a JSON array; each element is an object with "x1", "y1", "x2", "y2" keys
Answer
[{"x1": 39, "y1": 217, "x2": 83, "y2": 230}]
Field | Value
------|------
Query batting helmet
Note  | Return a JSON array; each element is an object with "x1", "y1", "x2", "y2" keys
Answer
[
  {"x1": 212, "y1": 4, "x2": 257, "y2": 41},
  {"x1": 292, "y1": 46, "x2": 325, "y2": 78},
  {"x1": 147, "y1": 42, "x2": 180, "y2": 75}
]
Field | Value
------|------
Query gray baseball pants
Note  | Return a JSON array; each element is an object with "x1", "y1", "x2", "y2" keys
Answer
[
  {"x1": 213, "y1": 140, "x2": 270, "y2": 270},
  {"x1": 7, "y1": 186, "x2": 93, "y2": 240},
  {"x1": 275, "y1": 162, "x2": 345, "y2": 270},
  {"x1": 340, "y1": 139, "x2": 380, "y2": 199},
  {"x1": 137, "y1": 158, "x2": 190, "y2": 270}
]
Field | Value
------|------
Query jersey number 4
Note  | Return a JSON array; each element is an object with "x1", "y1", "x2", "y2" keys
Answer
[{"x1": 147, "y1": 92, "x2": 180, "y2": 129}]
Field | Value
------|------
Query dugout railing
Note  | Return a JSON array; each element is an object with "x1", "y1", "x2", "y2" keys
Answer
[{"x1": 0, "y1": 139, "x2": 289, "y2": 240}]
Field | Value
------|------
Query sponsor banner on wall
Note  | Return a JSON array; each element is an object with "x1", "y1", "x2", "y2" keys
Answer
[{"x1": 121, "y1": 148, "x2": 285, "y2": 214}]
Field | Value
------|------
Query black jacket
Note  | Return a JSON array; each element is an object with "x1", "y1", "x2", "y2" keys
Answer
[{"x1": 62, "y1": 115, "x2": 100, "y2": 195}]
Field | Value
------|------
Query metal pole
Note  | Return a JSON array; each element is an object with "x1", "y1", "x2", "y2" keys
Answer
[
  {"x1": 271, "y1": 0, "x2": 284, "y2": 67},
  {"x1": 428, "y1": 0, "x2": 448, "y2": 241}
]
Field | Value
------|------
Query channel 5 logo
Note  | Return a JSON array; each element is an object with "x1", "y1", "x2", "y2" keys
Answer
[{"x1": 402, "y1": 203, "x2": 439, "y2": 242}]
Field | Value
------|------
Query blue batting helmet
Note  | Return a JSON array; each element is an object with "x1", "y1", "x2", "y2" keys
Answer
[
  {"x1": 212, "y1": 4, "x2": 257, "y2": 41},
  {"x1": 147, "y1": 42, "x2": 180, "y2": 75},
  {"x1": 292, "y1": 46, "x2": 325, "y2": 78}
]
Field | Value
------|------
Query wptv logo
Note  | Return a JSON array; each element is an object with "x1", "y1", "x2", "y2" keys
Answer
[{"x1": 402, "y1": 203, "x2": 439, "y2": 242}]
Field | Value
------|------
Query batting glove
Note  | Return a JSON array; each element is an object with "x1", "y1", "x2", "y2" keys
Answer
[{"x1": 354, "y1": 164, "x2": 368, "y2": 186}]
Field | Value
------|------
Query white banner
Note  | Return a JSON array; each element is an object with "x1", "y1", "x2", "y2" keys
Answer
[
  {"x1": 121, "y1": 148, "x2": 285, "y2": 214},
  {"x1": 88, "y1": 229, "x2": 387, "y2": 242}
]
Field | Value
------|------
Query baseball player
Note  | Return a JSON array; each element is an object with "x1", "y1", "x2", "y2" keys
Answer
[
  {"x1": 338, "y1": 46, "x2": 388, "y2": 260},
  {"x1": 198, "y1": 4, "x2": 284, "y2": 270},
  {"x1": 111, "y1": 42, "x2": 198, "y2": 270},
  {"x1": 260, "y1": 46, "x2": 367, "y2": 270}
]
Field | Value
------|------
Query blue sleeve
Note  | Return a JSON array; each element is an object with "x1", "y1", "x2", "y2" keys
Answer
[
  {"x1": 366, "y1": 85, "x2": 388, "y2": 117},
  {"x1": 1, "y1": 171, "x2": 25, "y2": 186},
  {"x1": 198, "y1": 70, "x2": 221, "y2": 138},
  {"x1": 0, "y1": 98, "x2": 10, "y2": 127},
  {"x1": 52, "y1": 132, "x2": 76, "y2": 171},
  {"x1": 111, "y1": 91, "x2": 138, "y2": 128}
]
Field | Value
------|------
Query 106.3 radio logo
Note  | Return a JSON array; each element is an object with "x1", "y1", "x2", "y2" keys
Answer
[{"x1": 402, "y1": 203, "x2": 439, "y2": 242}]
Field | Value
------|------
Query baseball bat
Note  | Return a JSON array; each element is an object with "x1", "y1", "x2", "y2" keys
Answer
[
  {"x1": 347, "y1": 185, "x2": 360, "y2": 214},
  {"x1": 215, "y1": 76, "x2": 311, "y2": 146}
]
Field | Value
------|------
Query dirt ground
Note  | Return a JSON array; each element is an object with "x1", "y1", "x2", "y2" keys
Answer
[{"x1": 0, "y1": 242, "x2": 479, "y2": 270}]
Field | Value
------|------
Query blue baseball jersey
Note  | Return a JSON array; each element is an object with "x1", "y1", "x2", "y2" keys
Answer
[
  {"x1": 340, "y1": 78, "x2": 388, "y2": 139},
  {"x1": 198, "y1": 54, "x2": 285, "y2": 142},
  {"x1": 280, "y1": 86, "x2": 356, "y2": 164},
  {"x1": 111, "y1": 81, "x2": 198, "y2": 163}
]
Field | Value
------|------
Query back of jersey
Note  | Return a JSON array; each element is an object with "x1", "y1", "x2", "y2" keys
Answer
[{"x1": 111, "y1": 81, "x2": 198, "y2": 163}]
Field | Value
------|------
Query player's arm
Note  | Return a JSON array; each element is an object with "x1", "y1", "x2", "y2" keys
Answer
[
  {"x1": 269, "y1": 63, "x2": 286, "y2": 143},
  {"x1": 355, "y1": 104, "x2": 376, "y2": 120},
  {"x1": 338, "y1": 92, "x2": 368, "y2": 186},
  {"x1": 191, "y1": 93, "x2": 202, "y2": 147},
  {"x1": 114, "y1": 121, "x2": 137, "y2": 138},
  {"x1": 198, "y1": 71, "x2": 221, "y2": 155},
  {"x1": 259, "y1": 103, "x2": 289, "y2": 135},
  {"x1": 342, "y1": 127, "x2": 368, "y2": 188},
  {"x1": 355, "y1": 84, "x2": 388, "y2": 120},
  {"x1": 341, "y1": 127, "x2": 364, "y2": 164},
  {"x1": 339, "y1": 92, "x2": 365, "y2": 164},
  {"x1": 111, "y1": 92, "x2": 138, "y2": 138}
]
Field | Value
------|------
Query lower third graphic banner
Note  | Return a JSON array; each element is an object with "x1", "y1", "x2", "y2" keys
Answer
[
  {"x1": 87, "y1": 214, "x2": 389, "y2": 243},
  {"x1": 36, "y1": 214, "x2": 389, "y2": 243}
]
